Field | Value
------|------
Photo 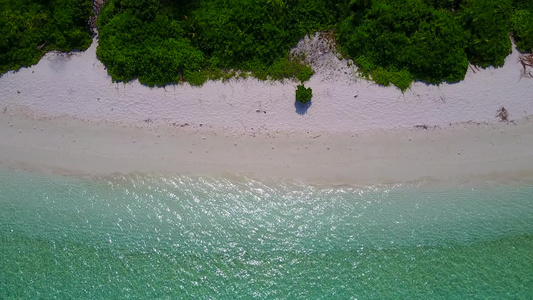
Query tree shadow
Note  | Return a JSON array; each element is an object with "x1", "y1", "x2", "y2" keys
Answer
[{"x1": 295, "y1": 100, "x2": 312, "y2": 115}]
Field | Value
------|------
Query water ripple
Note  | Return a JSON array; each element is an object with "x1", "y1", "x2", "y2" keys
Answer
[{"x1": 1, "y1": 170, "x2": 533, "y2": 298}]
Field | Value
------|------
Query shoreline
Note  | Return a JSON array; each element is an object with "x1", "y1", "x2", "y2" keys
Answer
[{"x1": 2, "y1": 111, "x2": 533, "y2": 186}]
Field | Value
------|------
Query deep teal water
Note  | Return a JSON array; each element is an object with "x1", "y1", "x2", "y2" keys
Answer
[{"x1": 1, "y1": 169, "x2": 532, "y2": 299}]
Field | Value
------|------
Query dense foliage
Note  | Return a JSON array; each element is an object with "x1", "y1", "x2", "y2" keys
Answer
[
  {"x1": 0, "y1": 0, "x2": 93, "y2": 75},
  {"x1": 96, "y1": 0, "x2": 344, "y2": 86},
  {"x1": 459, "y1": 0, "x2": 512, "y2": 67},
  {"x1": 338, "y1": 0, "x2": 468, "y2": 90},
  {"x1": 337, "y1": 0, "x2": 523, "y2": 90},
  {"x1": 512, "y1": 0, "x2": 533, "y2": 52},
  {"x1": 3, "y1": 0, "x2": 532, "y2": 90},
  {"x1": 96, "y1": 0, "x2": 532, "y2": 90}
]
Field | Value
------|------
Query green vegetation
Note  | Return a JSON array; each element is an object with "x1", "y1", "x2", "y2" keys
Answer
[
  {"x1": 0, "y1": 0, "x2": 93, "y2": 75},
  {"x1": 96, "y1": 0, "x2": 339, "y2": 86},
  {"x1": 2, "y1": 0, "x2": 532, "y2": 91},
  {"x1": 295, "y1": 84, "x2": 313, "y2": 103},
  {"x1": 337, "y1": 0, "x2": 519, "y2": 90},
  {"x1": 512, "y1": 0, "x2": 533, "y2": 52},
  {"x1": 336, "y1": 0, "x2": 533, "y2": 90},
  {"x1": 339, "y1": 0, "x2": 468, "y2": 89},
  {"x1": 96, "y1": 0, "x2": 532, "y2": 90},
  {"x1": 459, "y1": 0, "x2": 512, "y2": 67}
]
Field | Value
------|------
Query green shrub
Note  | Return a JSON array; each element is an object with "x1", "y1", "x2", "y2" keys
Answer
[
  {"x1": 370, "y1": 68, "x2": 413, "y2": 91},
  {"x1": 295, "y1": 84, "x2": 313, "y2": 103},
  {"x1": 264, "y1": 57, "x2": 314, "y2": 81}
]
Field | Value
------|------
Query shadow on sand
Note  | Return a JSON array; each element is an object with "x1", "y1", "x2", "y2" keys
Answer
[{"x1": 295, "y1": 100, "x2": 312, "y2": 115}]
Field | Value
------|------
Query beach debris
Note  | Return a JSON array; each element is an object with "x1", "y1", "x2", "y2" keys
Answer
[
  {"x1": 354, "y1": 93, "x2": 358, "y2": 98},
  {"x1": 519, "y1": 54, "x2": 533, "y2": 78},
  {"x1": 496, "y1": 106, "x2": 509, "y2": 121},
  {"x1": 468, "y1": 63, "x2": 480, "y2": 73},
  {"x1": 414, "y1": 124, "x2": 428, "y2": 130},
  {"x1": 37, "y1": 43, "x2": 47, "y2": 51},
  {"x1": 415, "y1": 124, "x2": 428, "y2": 130},
  {"x1": 312, "y1": 135, "x2": 321, "y2": 139},
  {"x1": 90, "y1": 0, "x2": 106, "y2": 31}
]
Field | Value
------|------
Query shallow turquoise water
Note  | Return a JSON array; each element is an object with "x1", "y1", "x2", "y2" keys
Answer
[{"x1": 1, "y1": 169, "x2": 532, "y2": 299}]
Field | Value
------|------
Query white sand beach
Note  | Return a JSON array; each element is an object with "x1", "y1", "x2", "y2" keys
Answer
[{"x1": 1, "y1": 35, "x2": 533, "y2": 185}]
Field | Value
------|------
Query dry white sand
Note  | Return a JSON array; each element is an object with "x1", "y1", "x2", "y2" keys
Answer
[{"x1": 1, "y1": 34, "x2": 532, "y2": 185}]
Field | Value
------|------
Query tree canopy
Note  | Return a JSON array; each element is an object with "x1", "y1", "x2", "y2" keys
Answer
[
  {"x1": 512, "y1": 0, "x2": 533, "y2": 52},
  {"x1": 0, "y1": 0, "x2": 93, "y2": 75},
  {"x1": 96, "y1": 0, "x2": 533, "y2": 89},
  {"x1": 96, "y1": 0, "x2": 340, "y2": 86},
  {"x1": 337, "y1": 0, "x2": 525, "y2": 90}
]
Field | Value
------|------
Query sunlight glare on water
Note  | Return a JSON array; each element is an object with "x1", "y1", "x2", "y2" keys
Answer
[{"x1": 1, "y1": 170, "x2": 532, "y2": 299}]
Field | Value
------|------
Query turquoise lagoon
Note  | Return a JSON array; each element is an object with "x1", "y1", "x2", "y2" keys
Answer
[{"x1": 1, "y1": 169, "x2": 532, "y2": 299}]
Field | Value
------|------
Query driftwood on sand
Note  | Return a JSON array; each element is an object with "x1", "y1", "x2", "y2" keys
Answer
[
  {"x1": 496, "y1": 106, "x2": 509, "y2": 122},
  {"x1": 519, "y1": 54, "x2": 533, "y2": 78}
]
